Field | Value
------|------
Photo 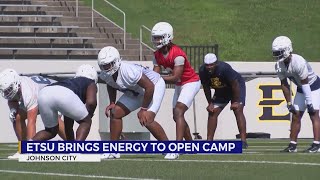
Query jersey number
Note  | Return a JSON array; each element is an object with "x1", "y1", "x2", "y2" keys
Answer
[{"x1": 31, "y1": 76, "x2": 51, "y2": 85}]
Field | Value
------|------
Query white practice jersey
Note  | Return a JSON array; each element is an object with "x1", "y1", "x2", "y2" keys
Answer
[
  {"x1": 19, "y1": 76, "x2": 55, "y2": 111},
  {"x1": 275, "y1": 54, "x2": 318, "y2": 87},
  {"x1": 100, "y1": 62, "x2": 160, "y2": 96}
]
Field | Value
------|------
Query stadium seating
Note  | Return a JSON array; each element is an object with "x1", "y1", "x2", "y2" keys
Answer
[{"x1": 0, "y1": 0, "x2": 153, "y2": 60}]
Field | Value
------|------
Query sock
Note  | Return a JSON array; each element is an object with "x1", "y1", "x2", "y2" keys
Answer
[
  {"x1": 313, "y1": 141, "x2": 320, "y2": 144},
  {"x1": 290, "y1": 141, "x2": 297, "y2": 144}
]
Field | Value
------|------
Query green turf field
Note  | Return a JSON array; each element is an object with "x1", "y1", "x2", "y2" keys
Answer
[
  {"x1": 81, "y1": 0, "x2": 320, "y2": 61},
  {"x1": 0, "y1": 139, "x2": 319, "y2": 180}
]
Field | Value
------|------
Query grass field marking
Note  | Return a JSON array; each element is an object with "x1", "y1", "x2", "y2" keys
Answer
[
  {"x1": 0, "y1": 148, "x2": 18, "y2": 151},
  {"x1": 6, "y1": 144, "x2": 18, "y2": 148},
  {"x1": 216, "y1": 152, "x2": 319, "y2": 155},
  {"x1": 241, "y1": 153, "x2": 319, "y2": 155},
  {"x1": 249, "y1": 142, "x2": 311, "y2": 144},
  {"x1": 246, "y1": 146, "x2": 279, "y2": 147},
  {"x1": 0, "y1": 169, "x2": 160, "y2": 180},
  {"x1": 118, "y1": 158, "x2": 320, "y2": 166},
  {"x1": 246, "y1": 148, "x2": 282, "y2": 150}
]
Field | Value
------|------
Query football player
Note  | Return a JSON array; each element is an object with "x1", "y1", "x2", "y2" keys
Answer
[
  {"x1": 0, "y1": 69, "x2": 66, "y2": 159},
  {"x1": 98, "y1": 46, "x2": 174, "y2": 160},
  {"x1": 199, "y1": 53, "x2": 248, "y2": 149},
  {"x1": 31, "y1": 64, "x2": 98, "y2": 141},
  {"x1": 151, "y1": 22, "x2": 201, "y2": 159},
  {"x1": 273, "y1": 36, "x2": 320, "y2": 153}
]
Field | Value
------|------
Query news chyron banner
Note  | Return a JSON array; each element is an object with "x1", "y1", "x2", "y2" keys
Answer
[{"x1": 19, "y1": 141, "x2": 242, "y2": 162}]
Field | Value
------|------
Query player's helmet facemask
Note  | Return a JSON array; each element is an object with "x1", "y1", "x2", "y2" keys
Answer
[
  {"x1": 272, "y1": 36, "x2": 293, "y2": 62},
  {"x1": 0, "y1": 69, "x2": 21, "y2": 100},
  {"x1": 151, "y1": 22, "x2": 174, "y2": 49},
  {"x1": 98, "y1": 46, "x2": 121, "y2": 76}
]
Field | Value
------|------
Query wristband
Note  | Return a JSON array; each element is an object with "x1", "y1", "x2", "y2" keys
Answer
[{"x1": 140, "y1": 107, "x2": 148, "y2": 111}]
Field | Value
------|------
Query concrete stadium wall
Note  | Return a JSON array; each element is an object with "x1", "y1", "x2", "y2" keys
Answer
[{"x1": 1, "y1": 60, "x2": 320, "y2": 143}]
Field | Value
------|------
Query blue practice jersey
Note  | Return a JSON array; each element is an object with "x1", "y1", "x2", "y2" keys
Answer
[{"x1": 50, "y1": 77, "x2": 95, "y2": 103}]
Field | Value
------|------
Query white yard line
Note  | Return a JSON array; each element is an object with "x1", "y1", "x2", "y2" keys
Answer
[
  {"x1": 247, "y1": 146, "x2": 290, "y2": 148},
  {"x1": 117, "y1": 158, "x2": 320, "y2": 166},
  {"x1": 6, "y1": 144, "x2": 18, "y2": 148},
  {"x1": 225, "y1": 153, "x2": 318, "y2": 156},
  {"x1": 0, "y1": 169, "x2": 160, "y2": 180},
  {"x1": 249, "y1": 142, "x2": 311, "y2": 144},
  {"x1": 0, "y1": 148, "x2": 17, "y2": 151},
  {"x1": 245, "y1": 149, "x2": 283, "y2": 151}
]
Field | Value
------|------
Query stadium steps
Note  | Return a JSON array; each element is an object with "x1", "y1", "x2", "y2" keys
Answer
[
  {"x1": 0, "y1": 5, "x2": 90, "y2": 13},
  {"x1": 0, "y1": 10, "x2": 92, "y2": 17},
  {"x1": 0, "y1": 47, "x2": 152, "y2": 60},
  {"x1": 0, "y1": 0, "x2": 153, "y2": 60}
]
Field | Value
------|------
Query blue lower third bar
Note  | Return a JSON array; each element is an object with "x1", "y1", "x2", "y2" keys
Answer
[{"x1": 20, "y1": 141, "x2": 242, "y2": 154}]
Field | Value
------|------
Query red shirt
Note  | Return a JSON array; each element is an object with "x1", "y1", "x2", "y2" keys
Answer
[{"x1": 154, "y1": 44, "x2": 199, "y2": 85}]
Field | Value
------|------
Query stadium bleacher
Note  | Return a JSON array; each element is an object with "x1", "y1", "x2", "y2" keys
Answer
[{"x1": 0, "y1": 0, "x2": 153, "y2": 60}]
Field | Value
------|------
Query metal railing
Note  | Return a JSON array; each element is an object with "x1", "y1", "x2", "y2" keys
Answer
[
  {"x1": 139, "y1": 25, "x2": 155, "y2": 61},
  {"x1": 76, "y1": 0, "x2": 78, "y2": 17},
  {"x1": 180, "y1": 45, "x2": 219, "y2": 73},
  {"x1": 91, "y1": 0, "x2": 126, "y2": 49},
  {"x1": 164, "y1": 45, "x2": 219, "y2": 88}
]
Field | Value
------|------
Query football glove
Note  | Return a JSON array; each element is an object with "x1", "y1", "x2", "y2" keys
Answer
[
  {"x1": 307, "y1": 104, "x2": 315, "y2": 115},
  {"x1": 287, "y1": 102, "x2": 296, "y2": 114},
  {"x1": 9, "y1": 108, "x2": 17, "y2": 123}
]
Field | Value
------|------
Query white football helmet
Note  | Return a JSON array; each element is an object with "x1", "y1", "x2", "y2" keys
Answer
[
  {"x1": 75, "y1": 64, "x2": 98, "y2": 83},
  {"x1": 0, "y1": 69, "x2": 21, "y2": 100},
  {"x1": 272, "y1": 36, "x2": 293, "y2": 62},
  {"x1": 97, "y1": 46, "x2": 121, "y2": 76},
  {"x1": 151, "y1": 22, "x2": 174, "y2": 49}
]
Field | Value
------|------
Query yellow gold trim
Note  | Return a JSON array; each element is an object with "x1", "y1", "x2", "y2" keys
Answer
[{"x1": 18, "y1": 141, "x2": 21, "y2": 153}]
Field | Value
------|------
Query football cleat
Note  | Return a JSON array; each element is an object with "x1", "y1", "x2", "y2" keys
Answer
[
  {"x1": 8, "y1": 151, "x2": 20, "y2": 160},
  {"x1": 242, "y1": 141, "x2": 248, "y2": 149},
  {"x1": 164, "y1": 153, "x2": 179, "y2": 160},
  {"x1": 303, "y1": 143, "x2": 320, "y2": 153},
  {"x1": 100, "y1": 153, "x2": 120, "y2": 160},
  {"x1": 280, "y1": 143, "x2": 297, "y2": 153}
]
